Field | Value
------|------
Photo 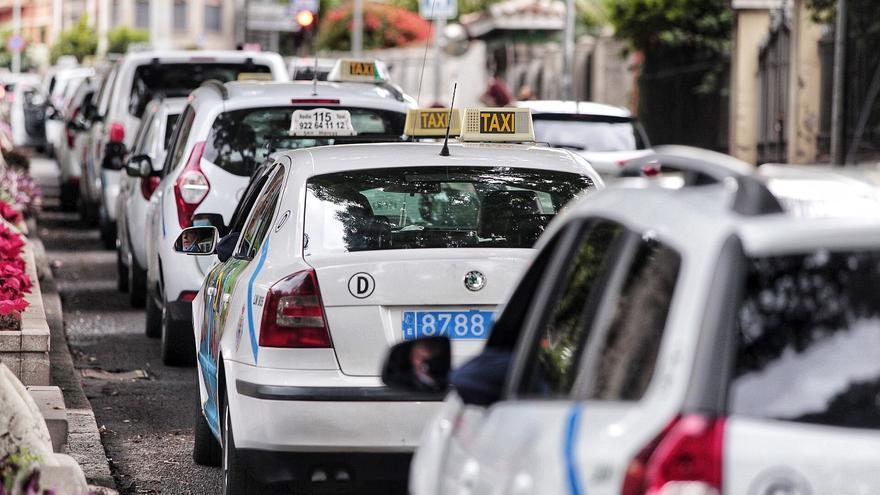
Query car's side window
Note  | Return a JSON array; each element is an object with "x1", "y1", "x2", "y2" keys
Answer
[
  {"x1": 586, "y1": 236, "x2": 681, "y2": 401},
  {"x1": 234, "y1": 170, "x2": 285, "y2": 260},
  {"x1": 163, "y1": 105, "x2": 195, "y2": 176},
  {"x1": 132, "y1": 110, "x2": 155, "y2": 155},
  {"x1": 517, "y1": 221, "x2": 625, "y2": 398}
]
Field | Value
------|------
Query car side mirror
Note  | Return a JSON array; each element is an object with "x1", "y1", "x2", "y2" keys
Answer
[
  {"x1": 66, "y1": 117, "x2": 86, "y2": 132},
  {"x1": 382, "y1": 336, "x2": 451, "y2": 394},
  {"x1": 173, "y1": 226, "x2": 218, "y2": 256},
  {"x1": 126, "y1": 154, "x2": 152, "y2": 177}
]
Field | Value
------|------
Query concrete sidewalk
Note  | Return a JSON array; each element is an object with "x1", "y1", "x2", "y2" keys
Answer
[{"x1": 29, "y1": 156, "x2": 116, "y2": 491}]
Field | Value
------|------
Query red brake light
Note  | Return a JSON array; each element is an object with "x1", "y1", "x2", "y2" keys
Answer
[
  {"x1": 259, "y1": 269, "x2": 332, "y2": 348},
  {"x1": 109, "y1": 121, "x2": 125, "y2": 143},
  {"x1": 173, "y1": 141, "x2": 209, "y2": 228},
  {"x1": 622, "y1": 414, "x2": 725, "y2": 495},
  {"x1": 291, "y1": 98, "x2": 340, "y2": 105},
  {"x1": 66, "y1": 108, "x2": 80, "y2": 148},
  {"x1": 179, "y1": 291, "x2": 198, "y2": 302},
  {"x1": 140, "y1": 175, "x2": 160, "y2": 200}
]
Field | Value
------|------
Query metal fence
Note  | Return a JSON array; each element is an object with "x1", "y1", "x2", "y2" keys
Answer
[{"x1": 756, "y1": 19, "x2": 790, "y2": 164}]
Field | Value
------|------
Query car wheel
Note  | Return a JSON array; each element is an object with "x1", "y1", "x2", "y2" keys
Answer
[
  {"x1": 145, "y1": 285, "x2": 162, "y2": 339},
  {"x1": 59, "y1": 182, "x2": 78, "y2": 212},
  {"x1": 116, "y1": 247, "x2": 129, "y2": 293},
  {"x1": 161, "y1": 303, "x2": 196, "y2": 366},
  {"x1": 79, "y1": 199, "x2": 99, "y2": 226},
  {"x1": 193, "y1": 400, "x2": 221, "y2": 467},
  {"x1": 222, "y1": 396, "x2": 269, "y2": 494},
  {"x1": 99, "y1": 213, "x2": 116, "y2": 250},
  {"x1": 128, "y1": 258, "x2": 147, "y2": 308}
]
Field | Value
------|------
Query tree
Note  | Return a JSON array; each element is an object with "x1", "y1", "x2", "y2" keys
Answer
[
  {"x1": 107, "y1": 26, "x2": 150, "y2": 54},
  {"x1": 315, "y1": 2, "x2": 431, "y2": 51},
  {"x1": 50, "y1": 17, "x2": 97, "y2": 63}
]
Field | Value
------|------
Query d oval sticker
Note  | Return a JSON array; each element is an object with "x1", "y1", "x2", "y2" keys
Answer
[
  {"x1": 348, "y1": 273, "x2": 375, "y2": 299},
  {"x1": 274, "y1": 210, "x2": 291, "y2": 232}
]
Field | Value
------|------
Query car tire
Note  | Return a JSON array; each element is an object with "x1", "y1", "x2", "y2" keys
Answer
[
  {"x1": 116, "y1": 247, "x2": 129, "y2": 293},
  {"x1": 222, "y1": 396, "x2": 269, "y2": 494},
  {"x1": 79, "y1": 200, "x2": 99, "y2": 226},
  {"x1": 128, "y1": 259, "x2": 147, "y2": 308},
  {"x1": 145, "y1": 285, "x2": 162, "y2": 339},
  {"x1": 59, "y1": 182, "x2": 78, "y2": 212},
  {"x1": 161, "y1": 303, "x2": 196, "y2": 367},
  {"x1": 99, "y1": 214, "x2": 116, "y2": 250},
  {"x1": 193, "y1": 401, "x2": 221, "y2": 467}
]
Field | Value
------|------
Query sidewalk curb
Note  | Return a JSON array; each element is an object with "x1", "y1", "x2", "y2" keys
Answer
[{"x1": 31, "y1": 236, "x2": 117, "y2": 491}]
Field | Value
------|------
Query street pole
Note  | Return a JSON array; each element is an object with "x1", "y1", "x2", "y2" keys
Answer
[
  {"x1": 560, "y1": 0, "x2": 575, "y2": 100},
  {"x1": 433, "y1": 15, "x2": 446, "y2": 104},
  {"x1": 830, "y1": 0, "x2": 847, "y2": 165},
  {"x1": 12, "y1": 0, "x2": 21, "y2": 74},
  {"x1": 352, "y1": 0, "x2": 363, "y2": 56}
]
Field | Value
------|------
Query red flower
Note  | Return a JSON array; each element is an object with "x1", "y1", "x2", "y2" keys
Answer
[
  {"x1": 0, "y1": 298, "x2": 27, "y2": 315},
  {"x1": 0, "y1": 200, "x2": 23, "y2": 225}
]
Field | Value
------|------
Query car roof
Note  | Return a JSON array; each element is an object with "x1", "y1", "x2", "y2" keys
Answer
[
  {"x1": 145, "y1": 96, "x2": 188, "y2": 115},
  {"x1": 559, "y1": 171, "x2": 880, "y2": 258},
  {"x1": 189, "y1": 80, "x2": 413, "y2": 111},
  {"x1": 517, "y1": 100, "x2": 633, "y2": 118},
  {"x1": 116, "y1": 50, "x2": 285, "y2": 65},
  {"x1": 281, "y1": 142, "x2": 601, "y2": 178}
]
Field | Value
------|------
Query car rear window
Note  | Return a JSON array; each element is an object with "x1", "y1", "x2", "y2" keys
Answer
[
  {"x1": 532, "y1": 114, "x2": 648, "y2": 152},
  {"x1": 128, "y1": 62, "x2": 272, "y2": 117},
  {"x1": 203, "y1": 106, "x2": 405, "y2": 177},
  {"x1": 304, "y1": 166, "x2": 594, "y2": 254},
  {"x1": 730, "y1": 250, "x2": 880, "y2": 429}
]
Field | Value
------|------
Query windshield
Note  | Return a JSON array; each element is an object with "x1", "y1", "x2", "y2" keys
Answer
[
  {"x1": 532, "y1": 114, "x2": 647, "y2": 152},
  {"x1": 304, "y1": 166, "x2": 594, "y2": 254},
  {"x1": 129, "y1": 62, "x2": 272, "y2": 117},
  {"x1": 203, "y1": 106, "x2": 405, "y2": 176},
  {"x1": 731, "y1": 249, "x2": 880, "y2": 429}
]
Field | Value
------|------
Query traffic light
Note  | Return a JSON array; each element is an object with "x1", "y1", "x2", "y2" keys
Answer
[{"x1": 296, "y1": 10, "x2": 315, "y2": 28}]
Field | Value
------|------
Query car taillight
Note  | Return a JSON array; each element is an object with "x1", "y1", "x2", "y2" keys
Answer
[
  {"x1": 173, "y1": 141, "x2": 208, "y2": 228},
  {"x1": 179, "y1": 291, "x2": 198, "y2": 302},
  {"x1": 109, "y1": 121, "x2": 125, "y2": 143},
  {"x1": 140, "y1": 176, "x2": 160, "y2": 200},
  {"x1": 259, "y1": 269, "x2": 332, "y2": 348},
  {"x1": 621, "y1": 414, "x2": 725, "y2": 495}
]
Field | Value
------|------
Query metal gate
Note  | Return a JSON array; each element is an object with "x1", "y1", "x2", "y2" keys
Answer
[{"x1": 757, "y1": 18, "x2": 790, "y2": 164}]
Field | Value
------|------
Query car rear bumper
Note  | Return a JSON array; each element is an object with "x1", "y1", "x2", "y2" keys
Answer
[
  {"x1": 238, "y1": 450, "x2": 412, "y2": 484},
  {"x1": 226, "y1": 362, "x2": 445, "y2": 454}
]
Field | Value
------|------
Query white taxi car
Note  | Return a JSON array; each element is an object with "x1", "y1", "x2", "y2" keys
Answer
[
  {"x1": 386, "y1": 146, "x2": 880, "y2": 495},
  {"x1": 82, "y1": 50, "x2": 289, "y2": 248},
  {"x1": 116, "y1": 96, "x2": 185, "y2": 306},
  {"x1": 144, "y1": 59, "x2": 414, "y2": 366},
  {"x1": 175, "y1": 108, "x2": 602, "y2": 493}
]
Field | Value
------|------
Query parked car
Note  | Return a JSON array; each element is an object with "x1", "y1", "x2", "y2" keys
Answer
[
  {"x1": 517, "y1": 100, "x2": 652, "y2": 177},
  {"x1": 1, "y1": 73, "x2": 47, "y2": 150},
  {"x1": 80, "y1": 50, "x2": 289, "y2": 248},
  {"x1": 42, "y1": 66, "x2": 94, "y2": 157},
  {"x1": 56, "y1": 76, "x2": 99, "y2": 211},
  {"x1": 176, "y1": 108, "x2": 602, "y2": 493},
  {"x1": 142, "y1": 60, "x2": 412, "y2": 366},
  {"x1": 116, "y1": 96, "x2": 185, "y2": 307},
  {"x1": 386, "y1": 146, "x2": 880, "y2": 495}
]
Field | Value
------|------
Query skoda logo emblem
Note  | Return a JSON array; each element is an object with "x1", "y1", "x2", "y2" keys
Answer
[{"x1": 464, "y1": 271, "x2": 486, "y2": 292}]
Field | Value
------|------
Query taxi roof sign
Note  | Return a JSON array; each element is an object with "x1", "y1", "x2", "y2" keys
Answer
[
  {"x1": 404, "y1": 108, "x2": 461, "y2": 137},
  {"x1": 460, "y1": 107, "x2": 535, "y2": 142},
  {"x1": 327, "y1": 59, "x2": 390, "y2": 83}
]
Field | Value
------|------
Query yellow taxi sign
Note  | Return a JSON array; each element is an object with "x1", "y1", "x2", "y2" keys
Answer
[
  {"x1": 460, "y1": 107, "x2": 534, "y2": 142},
  {"x1": 237, "y1": 72, "x2": 274, "y2": 81},
  {"x1": 404, "y1": 108, "x2": 462, "y2": 137},
  {"x1": 327, "y1": 59, "x2": 390, "y2": 83}
]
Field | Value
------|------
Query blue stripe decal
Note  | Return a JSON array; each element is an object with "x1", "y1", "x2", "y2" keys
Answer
[
  {"x1": 246, "y1": 240, "x2": 270, "y2": 363},
  {"x1": 564, "y1": 406, "x2": 584, "y2": 495}
]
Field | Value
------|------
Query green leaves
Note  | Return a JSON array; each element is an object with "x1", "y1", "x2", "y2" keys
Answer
[
  {"x1": 605, "y1": 0, "x2": 731, "y2": 56},
  {"x1": 49, "y1": 17, "x2": 97, "y2": 64},
  {"x1": 107, "y1": 26, "x2": 149, "y2": 54}
]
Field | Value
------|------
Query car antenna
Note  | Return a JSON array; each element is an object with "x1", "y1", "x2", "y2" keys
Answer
[
  {"x1": 440, "y1": 82, "x2": 457, "y2": 157},
  {"x1": 311, "y1": 57, "x2": 319, "y2": 96},
  {"x1": 415, "y1": 0, "x2": 436, "y2": 107}
]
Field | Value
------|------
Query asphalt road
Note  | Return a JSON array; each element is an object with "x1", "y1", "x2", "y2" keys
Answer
[{"x1": 34, "y1": 156, "x2": 223, "y2": 494}]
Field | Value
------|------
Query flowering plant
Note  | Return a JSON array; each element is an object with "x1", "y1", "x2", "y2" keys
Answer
[
  {"x1": 0, "y1": 167, "x2": 41, "y2": 219},
  {"x1": 316, "y1": 2, "x2": 432, "y2": 51},
  {"x1": 0, "y1": 200, "x2": 23, "y2": 226},
  {"x1": 0, "y1": 448, "x2": 96, "y2": 495},
  {"x1": 0, "y1": 222, "x2": 29, "y2": 317}
]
